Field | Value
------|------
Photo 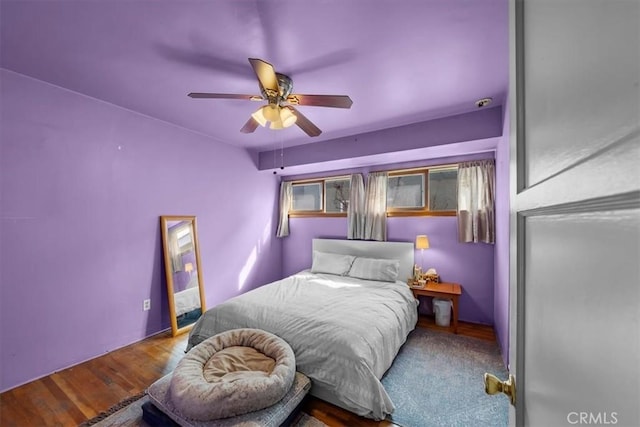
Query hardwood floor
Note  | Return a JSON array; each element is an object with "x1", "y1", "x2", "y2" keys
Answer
[
  {"x1": 0, "y1": 317, "x2": 495, "y2": 427},
  {"x1": 0, "y1": 332, "x2": 189, "y2": 426}
]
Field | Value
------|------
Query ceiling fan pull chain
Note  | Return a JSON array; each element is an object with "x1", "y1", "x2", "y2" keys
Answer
[{"x1": 280, "y1": 138, "x2": 285, "y2": 171}]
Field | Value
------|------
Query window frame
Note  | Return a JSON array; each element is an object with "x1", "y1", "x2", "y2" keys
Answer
[
  {"x1": 426, "y1": 166, "x2": 459, "y2": 213},
  {"x1": 386, "y1": 171, "x2": 428, "y2": 214},
  {"x1": 386, "y1": 165, "x2": 458, "y2": 217},
  {"x1": 324, "y1": 176, "x2": 352, "y2": 214},
  {"x1": 288, "y1": 176, "x2": 350, "y2": 218},
  {"x1": 289, "y1": 180, "x2": 325, "y2": 215}
]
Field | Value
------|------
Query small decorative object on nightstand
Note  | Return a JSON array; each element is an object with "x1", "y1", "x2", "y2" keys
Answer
[
  {"x1": 423, "y1": 267, "x2": 440, "y2": 284},
  {"x1": 407, "y1": 278, "x2": 425, "y2": 289},
  {"x1": 413, "y1": 264, "x2": 422, "y2": 279}
]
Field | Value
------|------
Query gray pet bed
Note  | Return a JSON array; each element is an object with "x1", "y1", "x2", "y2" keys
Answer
[{"x1": 147, "y1": 328, "x2": 309, "y2": 426}]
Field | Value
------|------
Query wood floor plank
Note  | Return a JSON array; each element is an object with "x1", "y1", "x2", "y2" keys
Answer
[
  {"x1": 7, "y1": 385, "x2": 49, "y2": 426},
  {"x1": 49, "y1": 371, "x2": 101, "y2": 419},
  {"x1": 0, "y1": 322, "x2": 496, "y2": 426},
  {"x1": 31, "y1": 381, "x2": 79, "y2": 426},
  {"x1": 90, "y1": 357, "x2": 136, "y2": 394},
  {"x1": 0, "y1": 390, "x2": 38, "y2": 427},
  {"x1": 41, "y1": 376, "x2": 87, "y2": 425}
]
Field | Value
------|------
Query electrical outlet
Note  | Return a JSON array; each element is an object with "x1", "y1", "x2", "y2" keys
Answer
[{"x1": 143, "y1": 299, "x2": 151, "y2": 311}]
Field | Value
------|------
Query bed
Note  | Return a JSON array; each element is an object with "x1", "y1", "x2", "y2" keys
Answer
[
  {"x1": 186, "y1": 238, "x2": 418, "y2": 420},
  {"x1": 174, "y1": 276, "x2": 201, "y2": 317}
]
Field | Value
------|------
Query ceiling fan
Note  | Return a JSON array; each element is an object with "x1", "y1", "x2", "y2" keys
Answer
[{"x1": 188, "y1": 58, "x2": 353, "y2": 137}]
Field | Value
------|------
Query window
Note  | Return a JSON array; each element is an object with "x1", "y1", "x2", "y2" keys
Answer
[
  {"x1": 176, "y1": 226, "x2": 193, "y2": 250},
  {"x1": 289, "y1": 176, "x2": 351, "y2": 217},
  {"x1": 325, "y1": 178, "x2": 351, "y2": 213},
  {"x1": 428, "y1": 168, "x2": 458, "y2": 211},
  {"x1": 387, "y1": 166, "x2": 458, "y2": 216},
  {"x1": 287, "y1": 164, "x2": 459, "y2": 218},
  {"x1": 387, "y1": 173, "x2": 424, "y2": 209},
  {"x1": 291, "y1": 181, "x2": 323, "y2": 212}
]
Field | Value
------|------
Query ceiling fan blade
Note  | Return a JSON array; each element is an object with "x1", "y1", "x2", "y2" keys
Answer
[
  {"x1": 286, "y1": 94, "x2": 353, "y2": 109},
  {"x1": 248, "y1": 58, "x2": 279, "y2": 98},
  {"x1": 240, "y1": 117, "x2": 260, "y2": 134},
  {"x1": 188, "y1": 92, "x2": 262, "y2": 100},
  {"x1": 288, "y1": 107, "x2": 322, "y2": 137}
]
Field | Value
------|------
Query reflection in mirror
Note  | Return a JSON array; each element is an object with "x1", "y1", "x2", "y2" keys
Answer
[{"x1": 160, "y1": 216, "x2": 206, "y2": 336}]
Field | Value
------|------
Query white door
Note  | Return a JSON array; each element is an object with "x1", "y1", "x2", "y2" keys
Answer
[{"x1": 506, "y1": 0, "x2": 640, "y2": 426}]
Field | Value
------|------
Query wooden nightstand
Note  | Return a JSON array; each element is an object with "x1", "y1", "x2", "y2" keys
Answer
[{"x1": 409, "y1": 282, "x2": 462, "y2": 333}]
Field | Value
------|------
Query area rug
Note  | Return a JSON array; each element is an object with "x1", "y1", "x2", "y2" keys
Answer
[
  {"x1": 381, "y1": 328, "x2": 509, "y2": 427},
  {"x1": 80, "y1": 393, "x2": 327, "y2": 427}
]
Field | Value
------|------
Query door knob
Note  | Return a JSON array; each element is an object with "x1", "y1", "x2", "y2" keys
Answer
[{"x1": 484, "y1": 373, "x2": 516, "y2": 406}]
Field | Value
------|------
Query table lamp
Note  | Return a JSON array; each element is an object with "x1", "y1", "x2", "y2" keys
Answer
[
  {"x1": 415, "y1": 235, "x2": 430, "y2": 274},
  {"x1": 184, "y1": 263, "x2": 194, "y2": 275}
]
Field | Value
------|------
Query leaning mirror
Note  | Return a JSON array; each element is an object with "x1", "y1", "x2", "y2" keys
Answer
[{"x1": 160, "y1": 215, "x2": 206, "y2": 336}]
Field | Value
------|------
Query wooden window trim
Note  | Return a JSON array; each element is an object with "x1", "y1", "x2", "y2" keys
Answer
[
  {"x1": 386, "y1": 210, "x2": 456, "y2": 217},
  {"x1": 289, "y1": 212, "x2": 347, "y2": 218}
]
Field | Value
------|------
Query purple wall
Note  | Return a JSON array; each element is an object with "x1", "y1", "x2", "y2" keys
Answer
[
  {"x1": 494, "y1": 104, "x2": 511, "y2": 366},
  {"x1": 281, "y1": 155, "x2": 497, "y2": 325},
  {"x1": 258, "y1": 107, "x2": 503, "y2": 170},
  {"x1": 0, "y1": 70, "x2": 282, "y2": 392}
]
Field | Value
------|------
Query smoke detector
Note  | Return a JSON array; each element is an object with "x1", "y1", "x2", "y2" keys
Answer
[{"x1": 475, "y1": 97, "x2": 493, "y2": 108}]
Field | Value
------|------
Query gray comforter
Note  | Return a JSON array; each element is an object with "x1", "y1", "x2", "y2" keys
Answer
[{"x1": 187, "y1": 270, "x2": 418, "y2": 420}]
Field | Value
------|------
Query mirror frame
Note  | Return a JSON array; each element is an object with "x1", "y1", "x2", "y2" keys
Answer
[{"x1": 160, "y1": 215, "x2": 206, "y2": 336}]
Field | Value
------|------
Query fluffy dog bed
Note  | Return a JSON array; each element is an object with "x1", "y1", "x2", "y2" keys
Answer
[{"x1": 169, "y1": 328, "x2": 296, "y2": 421}]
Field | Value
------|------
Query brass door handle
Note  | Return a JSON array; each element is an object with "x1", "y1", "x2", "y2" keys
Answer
[{"x1": 484, "y1": 373, "x2": 516, "y2": 406}]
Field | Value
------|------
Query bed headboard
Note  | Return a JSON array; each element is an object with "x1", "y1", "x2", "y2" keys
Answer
[{"x1": 312, "y1": 238, "x2": 415, "y2": 281}]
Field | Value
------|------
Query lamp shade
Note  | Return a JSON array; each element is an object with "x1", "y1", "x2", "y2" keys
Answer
[
  {"x1": 269, "y1": 107, "x2": 297, "y2": 129},
  {"x1": 279, "y1": 107, "x2": 297, "y2": 128},
  {"x1": 270, "y1": 119, "x2": 284, "y2": 130},
  {"x1": 415, "y1": 235, "x2": 430, "y2": 249},
  {"x1": 254, "y1": 105, "x2": 297, "y2": 130},
  {"x1": 262, "y1": 104, "x2": 281, "y2": 122},
  {"x1": 251, "y1": 108, "x2": 268, "y2": 127}
]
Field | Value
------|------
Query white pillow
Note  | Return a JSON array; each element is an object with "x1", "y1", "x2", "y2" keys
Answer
[
  {"x1": 347, "y1": 257, "x2": 400, "y2": 282},
  {"x1": 310, "y1": 251, "x2": 355, "y2": 276}
]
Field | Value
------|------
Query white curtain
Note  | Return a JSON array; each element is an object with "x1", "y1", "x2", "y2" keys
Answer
[
  {"x1": 457, "y1": 159, "x2": 495, "y2": 243},
  {"x1": 362, "y1": 171, "x2": 388, "y2": 241},
  {"x1": 347, "y1": 174, "x2": 365, "y2": 239},
  {"x1": 276, "y1": 181, "x2": 292, "y2": 238}
]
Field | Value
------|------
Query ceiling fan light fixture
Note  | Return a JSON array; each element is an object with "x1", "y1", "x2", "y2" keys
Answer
[
  {"x1": 265, "y1": 106, "x2": 297, "y2": 130},
  {"x1": 263, "y1": 104, "x2": 281, "y2": 122},
  {"x1": 279, "y1": 107, "x2": 297, "y2": 128},
  {"x1": 269, "y1": 119, "x2": 284, "y2": 130},
  {"x1": 250, "y1": 108, "x2": 268, "y2": 127}
]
